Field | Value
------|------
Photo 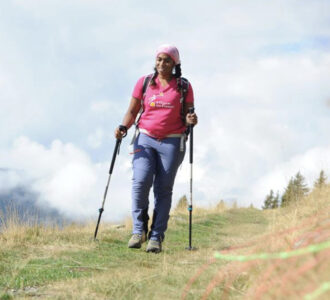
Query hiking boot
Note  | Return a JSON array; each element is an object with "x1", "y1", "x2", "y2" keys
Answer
[
  {"x1": 128, "y1": 232, "x2": 146, "y2": 249},
  {"x1": 146, "y1": 239, "x2": 162, "y2": 253}
]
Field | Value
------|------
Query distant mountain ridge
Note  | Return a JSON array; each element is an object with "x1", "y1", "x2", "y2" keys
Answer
[{"x1": 0, "y1": 186, "x2": 69, "y2": 227}]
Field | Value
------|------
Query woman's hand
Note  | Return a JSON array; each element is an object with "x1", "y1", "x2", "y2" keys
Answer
[
  {"x1": 186, "y1": 112, "x2": 198, "y2": 125},
  {"x1": 114, "y1": 125, "x2": 127, "y2": 139}
]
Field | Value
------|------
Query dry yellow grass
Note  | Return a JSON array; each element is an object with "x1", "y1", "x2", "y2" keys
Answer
[
  {"x1": 190, "y1": 185, "x2": 330, "y2": 300},
  {"x1": 0, "y1": 186, "x2": 329, "y2": 299}
]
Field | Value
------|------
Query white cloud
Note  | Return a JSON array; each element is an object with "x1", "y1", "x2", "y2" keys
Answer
[
  {"x1": 0, "y1": 168, "x2": 25, "y2": 191},
  {"x1": 0, "y1": 137, "x2": 132, "y2": 221},
  {"x1": 251, "y1": 145, "x2": 330, "y2": 207},
  {"x1": 189, "y1": 50, "x2": 330, "y2": 208},
  {"x1": 1, "y1": 0, "x2": 330, "y2": 219},
  {"x1": 87, "y1": 128, "x2": 104, "y2": 149},
  {"x1": 90, "y1": 101, "x2": 112, "y2": 113}
]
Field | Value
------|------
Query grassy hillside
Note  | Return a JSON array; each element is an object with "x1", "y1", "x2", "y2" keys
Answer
[{"x1": 0, "y1": 187, "x2": 329, "y2": 299}]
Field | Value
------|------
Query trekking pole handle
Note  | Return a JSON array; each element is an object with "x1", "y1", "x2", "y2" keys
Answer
[{"x1": 118, "y1": 125, "x2": 127, "y2": 138}]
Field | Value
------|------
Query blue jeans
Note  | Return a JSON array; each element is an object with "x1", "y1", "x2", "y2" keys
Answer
[{"x1": 132, "y1": 133, "x2": 185, "y2": 241}]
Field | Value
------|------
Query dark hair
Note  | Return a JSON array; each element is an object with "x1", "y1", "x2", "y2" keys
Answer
[
  {"x1": 175, "y1": 64, "x2": 182, "y2": 92},
  {"x1": 150, "y1": 68, "x2": 158, "y2": 86},
  {"x1": 150, "y1": 64, "x2": 183, "y2": 91},
  {"x1": 174, "y1": 64, "x2": 182, "y2": 78}
]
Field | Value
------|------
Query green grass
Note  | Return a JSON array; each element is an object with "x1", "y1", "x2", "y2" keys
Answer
[
  {"x1": 0, "y1": 208, "x2": 267, "y2": 299},
  {"x1": 0, "y1": 196, "x2": 329, "y2": 300}
]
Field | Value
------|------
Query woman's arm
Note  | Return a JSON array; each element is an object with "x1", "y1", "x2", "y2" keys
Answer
[{"x1": 114, "y1": 97, "x2": 141, "y2": 139}]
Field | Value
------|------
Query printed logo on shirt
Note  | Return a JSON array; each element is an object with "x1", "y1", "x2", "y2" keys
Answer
[
  {"x1": 149, "y1": 101, "x2": 174, "y2": 109},
  {"x1": 147, "y1": 93, "x2": 174, "y2": 109},
  {"x1": 148, "y1": 95, "x2": 157, "y2": 102}
]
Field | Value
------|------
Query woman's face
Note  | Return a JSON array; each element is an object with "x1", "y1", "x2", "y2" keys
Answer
[{"x1": 155, "y1": 53, "x2": 175, "y2": 77}]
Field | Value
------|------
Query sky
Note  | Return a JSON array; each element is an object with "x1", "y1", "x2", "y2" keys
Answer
[{"x1": 0, "y1": 0, "x2": 330, "y2": 222}]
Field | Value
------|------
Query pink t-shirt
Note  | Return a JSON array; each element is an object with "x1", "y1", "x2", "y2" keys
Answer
[{"x1": 132, "y1": 75, "x2": 194, "y2": 139}]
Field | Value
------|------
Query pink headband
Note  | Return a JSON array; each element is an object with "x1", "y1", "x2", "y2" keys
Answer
[{"x1": 156, "y1": 44, "x2": 181, "y2": 65}]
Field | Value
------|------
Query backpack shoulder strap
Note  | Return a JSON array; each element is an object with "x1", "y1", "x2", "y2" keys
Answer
[
  {"x1": 180, "y1": 77, "x2": 189, "y2": 94},
  {"x1": 142, "y1": 73, "x2": 153, "y2": 96},
  {"x1": 135, "y1": 74, "x2": 153, "y2": 127}
]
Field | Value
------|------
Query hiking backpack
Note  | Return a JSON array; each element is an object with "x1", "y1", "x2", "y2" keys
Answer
[
  {"x1": 135, "y1": 73, "x2": 190, "y2": 126},
  {"x1": 130, "y1": 73, "x2": 191, "y2": 144}
]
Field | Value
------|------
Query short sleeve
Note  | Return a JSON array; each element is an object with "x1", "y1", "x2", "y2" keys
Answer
[
  {"x1": 132, "y1": 76, "x2": 145, "y2": 100},
  {"x1": 186, "y1": 83, "x2": 194, "y2": 104}
]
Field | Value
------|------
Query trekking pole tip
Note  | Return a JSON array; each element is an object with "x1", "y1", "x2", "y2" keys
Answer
[{"x1": 185, "y1": 246, "x2": 197, "y2": 251}]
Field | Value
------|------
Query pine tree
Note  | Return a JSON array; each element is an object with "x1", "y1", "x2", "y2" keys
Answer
[
  {"x1": 293, "y1": 171, "x2": 309, "y2": 198},
  {"x1": 314, "y1": 170, "x2": 327, "y2": 189},
  {"x1": 175, "y1": 195, "x2": 188, "y2": 210},
  {"x1": 281, "y1": 172, "x2": 309, "y2": 207},
  {"x1": 216, "y1": 199, "x2": 226, "y2": 210},
  {"x1": 281, "y1": 178, "x2": 295, "y2": 207},
  {"x1": 281, "y1": 177, "x2": 294, "y2": 207},
  {"x1": 263, "y1": 190, "x2": 274, "y2": 209},
  {"x1": 271, "y1": 191, "x2": 280, "y2": 209}
]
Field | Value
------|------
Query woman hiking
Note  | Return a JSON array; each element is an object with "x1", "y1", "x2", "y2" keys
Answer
[{"x1": 115, "y1": 44, "x2": 198, "y2": 253}]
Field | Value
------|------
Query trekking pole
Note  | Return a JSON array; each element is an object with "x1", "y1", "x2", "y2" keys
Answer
[
  {"x1": 186, "y1": 107, "x2": 196, "y2": 251},
  {"x1": 93, "y1": 126, "x2": 126, "y2": 240}
]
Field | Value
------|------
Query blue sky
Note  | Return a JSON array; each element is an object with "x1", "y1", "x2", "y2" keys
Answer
[{"x1": 1, "y1": 0, "x2": 330, "y2": 221}]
